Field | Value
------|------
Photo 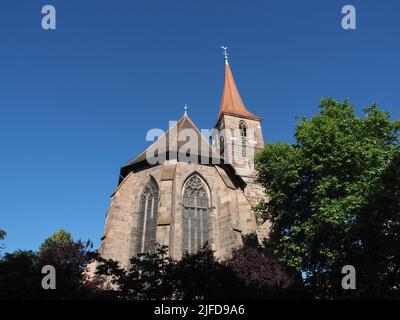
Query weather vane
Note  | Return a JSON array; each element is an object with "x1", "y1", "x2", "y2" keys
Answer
[{"x1": 221, "y1": 45, "x2": 229, "y2": 65}]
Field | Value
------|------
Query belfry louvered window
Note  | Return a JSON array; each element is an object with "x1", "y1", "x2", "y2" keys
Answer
[
  {"x1": 220, "y1": 136, "x2": 225, "y2": 155},
  {"x1": 182, "y1": 175, "x2": 209, "y2": 254},
  {"x1": 239, "y1": 121, "x2": 247, "y2": 157},
  {"x1": 137, "y1": 177, "x2": 159, "y2": 254}
]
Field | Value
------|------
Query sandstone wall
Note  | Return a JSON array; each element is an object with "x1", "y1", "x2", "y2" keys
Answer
[{"x1": 99, "y1": 162, "x2": 260, "y2": 266}]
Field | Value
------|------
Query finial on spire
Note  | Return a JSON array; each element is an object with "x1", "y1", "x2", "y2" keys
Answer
[
  {"x1": 184, "y1": 104, "x2": 188, "y2": 115},
  {"x1": 217, "y1": 48, "x2": 261, "y2": 121},
  {"x1": 221, "y1": 45, "x2": 229, "y2": 65}
]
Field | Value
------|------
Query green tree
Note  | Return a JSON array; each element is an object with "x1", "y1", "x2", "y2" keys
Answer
[
  {"x1": 39, "y1": 229, "x2": 72, "y2": 256},
  {"x1": 95, "y1": 239, "x2": 301, "y2": 300},
  {"x1": 95, "y1": 244, "x2": 173, "y2": 300},
  {"x1": 0, "y1": 229, "x2": 99, "y2": 300},
  {"x1": 0, "y1": 229, "x2": 6, "y2": 254},
  {"x1": 0, "y1": 250, "x2": 42, "y2": 299},
  {"x1": 170, "y1": 244, "x2": 237, "y2": 300},
  {"x1": 255, "y1": 98, "x2": 400, "y2": 298}
]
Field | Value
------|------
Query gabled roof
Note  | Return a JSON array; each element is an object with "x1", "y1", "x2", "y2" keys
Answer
[
  {"x1": 218, "y1": 63, "x2": 260, "y2": 121},
  {"x1": 119, "y1": 114, "x2": 246, "y2": 189},
  {"x1": 122, "y1": 114, "x2": 222, "y2": 168}
]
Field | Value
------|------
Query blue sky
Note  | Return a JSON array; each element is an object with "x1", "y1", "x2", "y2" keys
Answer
[{"x1": 0, "y1": 0, "x2": 399, "y2": 253}]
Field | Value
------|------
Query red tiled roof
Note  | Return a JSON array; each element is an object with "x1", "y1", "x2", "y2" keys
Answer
[{"x1": 218, "y1": 63, "x2": 260, "y2": 121}]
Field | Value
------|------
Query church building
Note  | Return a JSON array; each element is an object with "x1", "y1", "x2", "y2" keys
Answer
[{"x1": 99, "y1": 51, "x2": 270, "y2": 267}]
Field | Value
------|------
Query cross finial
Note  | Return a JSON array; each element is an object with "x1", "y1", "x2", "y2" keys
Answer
[
  {"x1": 184, "y1": 104, "x2": 188, "y2": 115},
  {"x1": 221, "y1": 45, "x2": 229, "y2": 65}
]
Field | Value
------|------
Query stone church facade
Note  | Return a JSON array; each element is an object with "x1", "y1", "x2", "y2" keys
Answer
[{"x1": 99, "y1": 56, "x2": 270, "y2": 268}]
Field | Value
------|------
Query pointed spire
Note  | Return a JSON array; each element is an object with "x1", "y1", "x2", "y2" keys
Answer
[
  {"x1": 184, "y1": 104, "x2": 188, "y2": 116},
  {"x1": 218, "y1": 50, "x2": 260, "y2": 121}
]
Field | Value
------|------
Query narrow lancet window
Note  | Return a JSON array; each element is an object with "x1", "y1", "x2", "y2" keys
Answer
[
  {"x1": 239, "y1": 121, "x2": 247, "y2": 157},
  {"x1": 137, "y1": 177, "x2": 159, "y2": 253}
]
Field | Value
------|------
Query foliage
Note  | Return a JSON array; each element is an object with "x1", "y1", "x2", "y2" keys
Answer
[
  {"x1": 1, "y1": 231, "x2": 299, "y2": 300},
  {"x1": 0, "y1": 230, "x2": 99, "y2": 300},
  {"x1": 0, "y1": 250, "x2": 42, "y2": 299},
  {"x1": 0, "y1": 229, "x2": 6, "y2": 254},
  {"x1": 0, "y1": 227, "x2": 299, "y2": 300},
  {"x1": 255, "y1": 98, "x2": 400, "y2": 298},
  {"x1": 95, "y1": 244, "x2": 173, "y2": 300},
  {"x1": 39, "y1": 229, "x2": 73, "y2": 256},
  {"x1": 170, "y1": 244, "x2": 237, "y2": 300},
  {"x1": 38, "y1": 238, "x2": 96, "y2": 299},
  {"x1": 95, "y1": 238, "x2": 300, "y2": 300},
  {"x1": 227, "y1": 235, "x2": 304, "y2": 299}
]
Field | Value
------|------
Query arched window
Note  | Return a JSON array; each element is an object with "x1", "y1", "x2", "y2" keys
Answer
[
  {"x1": 239, "y1": 121, "x2": 247, "y2": 138},
  {"x1": 239, "y1": 121, "x2": 247, "y2": 157},
  {"x1": 219, "y1": 136, "x2": 225, "y2": 155},
  {"x1": 137, "y1": 177, "x2": 159, "y2": 254},
  {"x1": 182, "y1": 175, "x2": 209, "y2": 254}
]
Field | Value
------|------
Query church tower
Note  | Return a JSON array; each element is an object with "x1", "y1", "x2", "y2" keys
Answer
[
  {"x1": 213, "y1": 49, "x2": 265, "y2": 207},
  {"x1": 99, "y1": 49, "x2": 270, "y2": 268}
]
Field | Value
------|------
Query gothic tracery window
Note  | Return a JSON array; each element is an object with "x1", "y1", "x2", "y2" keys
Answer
[
  {"x1": 137, "y1": 177, "x2": 159, "y2": 254},
  {"x1": 182, "y1": 174, "x2": 209, "y2": 254}
]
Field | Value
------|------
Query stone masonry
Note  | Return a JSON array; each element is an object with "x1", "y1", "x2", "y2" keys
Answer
[{"x1": 99, "y1": 58, "x2": 270, "y2": 267}]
